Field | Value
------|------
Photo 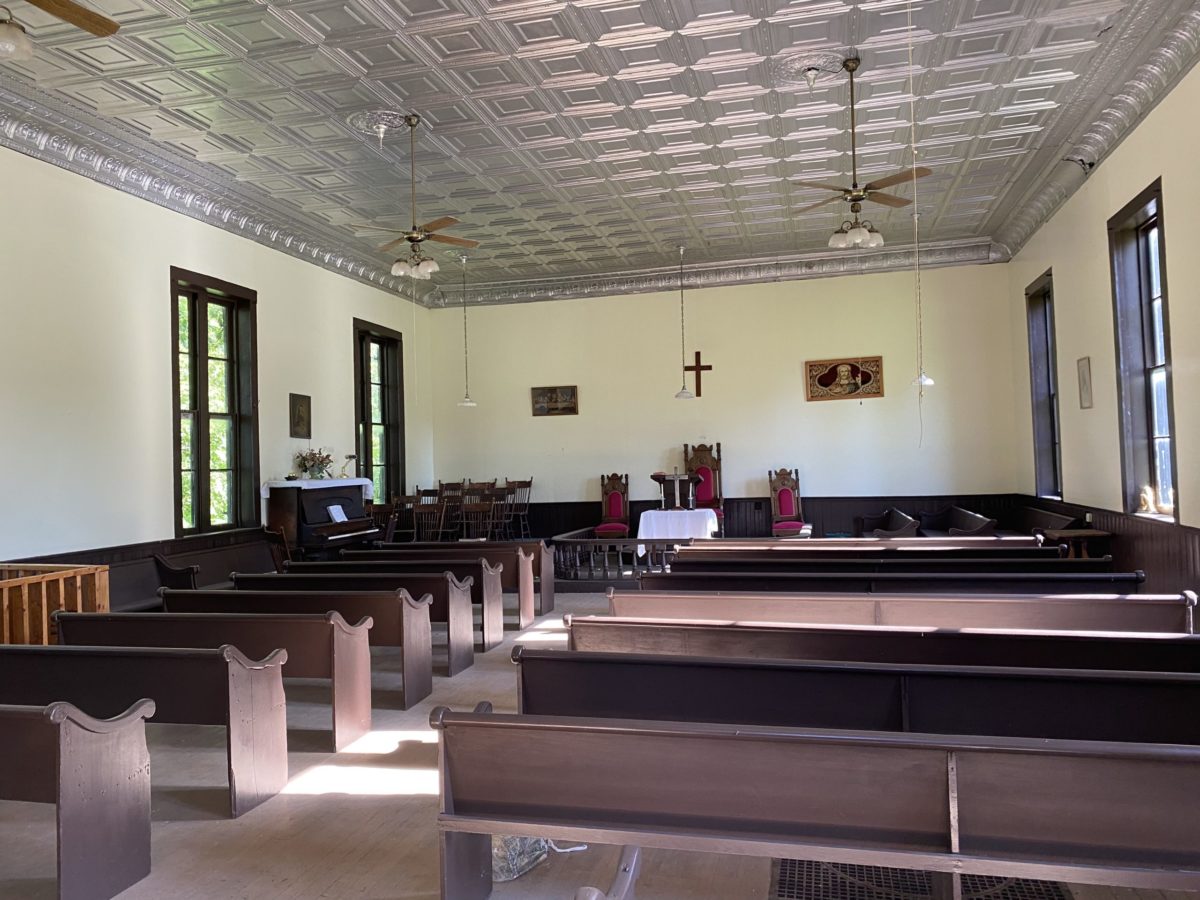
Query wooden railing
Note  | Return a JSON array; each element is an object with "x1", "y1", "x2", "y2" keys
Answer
[
  {"x1": 0, "y1": 564, "x2": 109, "y2": 644},
  {"x1": 551, "y1": 528, "x2": 694, "y2": 581}
]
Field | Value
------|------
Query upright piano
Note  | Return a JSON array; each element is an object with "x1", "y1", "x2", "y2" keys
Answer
[{"x1": 264, "y1": 480, "x2": 380, "y2": 557}]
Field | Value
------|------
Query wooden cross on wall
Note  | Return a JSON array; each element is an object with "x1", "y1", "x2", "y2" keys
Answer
[{"x1": 684, "y1": 351, "x2": 713, "y2": 397}]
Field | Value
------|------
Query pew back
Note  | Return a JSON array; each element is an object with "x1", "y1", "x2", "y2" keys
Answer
[
  {"x1": 608, "y1": 589, "x2": 1197, "y2": 633},
  {"x1": 376, "y1": 540, "x2": 554, "y2": 614},
  {"x1": 666, "y1": 556, "x2": 1111, "y2": 574},
  {"x1": 638, "y1": 570, "x2": 1146, "y2": 593}
]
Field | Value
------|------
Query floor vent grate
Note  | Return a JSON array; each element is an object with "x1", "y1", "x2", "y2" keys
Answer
[{"x1": 769, "y1": 860, "x2": 1070, "y2": 900}]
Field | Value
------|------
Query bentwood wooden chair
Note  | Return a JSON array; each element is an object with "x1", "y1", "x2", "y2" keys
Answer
[
  {"x1": 263, "y1": 529, "x2": 292, "y2": 572},
  {"x1": 768, "y1": 468, "x2": 809, "y2": 538},
  {"x1": 369, "y1": 503, "x2": 397, "y2": 543},
  {"x1": 413, "y1": 502, "x2": 446, "y2": 542},
  {"x1": 390, "y1": 495, "x2": 419, "y2": 543},
  {"x1": 684, "y1": 443, "x2": 724, "y2": 535},
  {"x1": 439, "y1": 480, "x2": 464, "y2": 500},
  {"x1": 459, "y1": 502, "x2": 496, "y2": 541},
  {"x1": 439, "y1": 495, "x2": 463, "y2": 542},
  {"x1": 508, "y1": 478, "x2": 533, "y2": 538},
  {"x1": 417, "y1": 488, "x2": 440, "y2": 505}
]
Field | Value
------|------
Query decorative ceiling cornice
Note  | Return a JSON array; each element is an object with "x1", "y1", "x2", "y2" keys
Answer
[
  {"x1": 430, "y1": 238, "x2": 1004, "y2": 307},
  {"x1": 993, "y1": 5, "x2": 1200, "y2": 257},
  {"x1": 0, "y1": 80, "x2": 416, "y2": 303}
]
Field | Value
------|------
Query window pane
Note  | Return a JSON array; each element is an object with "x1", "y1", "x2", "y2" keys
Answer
[
  {"x1": 1150, "y1": 367, "x2": 1170, "y2": 438},
  {"x1": 207, "y1": 302, "x2": 229, "y2": 358},
  {"x1": 370, "y1": 342, "x2": 382, "y2": 383},
  {"x1": 371, "y1": 384, "x2": 383, "y2": 424},
  {"x1": 373, "y1": 466, "x2": 386, "y2": 502},
  {"x1": 208, "y1": 359, "x2": 229, "y2": 414},
  {"x1": 181, "y1": 471, "x2": 195, "y2": 530},
  {"x1": 1154, "y1": 437, "x2": 1174, "y2": 510},
  {"x1": 1147, "y1": 226, "x2": 1161, "y2": 299},
  {"x1": 178, "y1": 353, "x2": 192, "y2": 409},
  {"x1": 209, "y1": 416, "x2": 232, "y2": 469},
  {"x1": 372, "y1": 425, "x2": 385, "y2": 462},
  {"x1": 178, "y1": 298, "x2": 190, "y2": 352},
  {"x1": 210, "y1": 471, "x2": 232, "y2": 526},
  {"x1": 1150, "y1": 297, "x2": 1166, "y2": 367},
  {"x1": 180, "y1": 414, "x2": 194, "y2": 470}
]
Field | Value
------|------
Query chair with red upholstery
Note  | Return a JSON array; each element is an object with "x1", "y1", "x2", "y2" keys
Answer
[
  {"x1": 594, "y1": 473, "x2": 630, "y2": 538},
  {"x1": 684, "y1": 443, "x2": 724, "y2": 535},
  {"x1": 768, "y1": 468, "x2": 809, "y2": 538}
]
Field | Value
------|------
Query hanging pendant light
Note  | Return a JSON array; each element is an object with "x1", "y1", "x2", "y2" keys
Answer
[
  {"x1": 674, "y1": 245, "x2": 694, "y2": 400},
  {"x1": 457, "y1": 253, "x2": 476, "y2": 408},
  {"x1": 0, "y1": 8, "x2": 33, "y2": 61},
  {"x1": 905, "y1": 0, "x2": 933, "y2": 395}
]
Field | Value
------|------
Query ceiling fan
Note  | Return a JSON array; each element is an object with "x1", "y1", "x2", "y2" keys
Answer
[
  {"x1": 0, "y1": 0, "x2": 119, "y2": 60},
  {"x1": 351, "y1": 113, "x2": 479, "y2": 280},
  {"x1": 792, "y1": 57, "x2": 931, "y2": 248}
]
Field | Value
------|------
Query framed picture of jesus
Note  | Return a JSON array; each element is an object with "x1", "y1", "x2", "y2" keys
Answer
[{"x1": 804, "y1": 357, "x2": 884, "y2": 402}]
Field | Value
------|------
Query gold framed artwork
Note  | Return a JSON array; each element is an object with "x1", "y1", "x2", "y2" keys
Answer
[
  {"x1": 531, "y1": 385, "x2": 579, "y2": 417},
  {"x1": 804, "y1": 357, "x2": 884, "y2": 402},
  {"x1": 289, "y1": 393, "x2": 312, "y2": 438}
]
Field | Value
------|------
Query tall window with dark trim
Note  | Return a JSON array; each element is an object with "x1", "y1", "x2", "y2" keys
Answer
[
  {"x1": 353, "y1": 319, "x2": 405, "y2": 502},
  {"x1": 1109, "y1": 180, "x2": 1177, "y2": 518},
  {"x1": 1026, "y1": 272, "x2": 1062, "y2": 498},
  {"x1": 172, "y1": 268, "x2": 260, "y2": 535}
]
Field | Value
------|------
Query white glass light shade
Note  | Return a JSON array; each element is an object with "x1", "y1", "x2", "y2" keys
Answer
[
  {"x1": 457, "y1": 395, "x2": 477, "y2": 408},
  {"x1": 417, "y1": 258, "x2": 439, "y2": 275},
  {"x1": 912, "y1": 370, "x2": 935, "y2": 387},
  {"x1": 828, "y1": 230, "x2": 849, "y2": 249},
  {"x1": 391, "y1": 259, "x2": 410, "y2": 277},
  {"x1": 866, "y1": 228, "x2": 884, "y2": 248},
  {"x1": 847, "y1": 224, "x2": 868, "y2": 246},
  {"x1": 0, "y1": 20, "x2": 33, "y2": 61},
  {"x1": 675, "y1": 386, "x2": 695, "y2": 400}
]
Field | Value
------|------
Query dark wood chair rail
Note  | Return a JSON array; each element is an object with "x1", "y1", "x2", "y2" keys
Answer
[
  {"x1": 160, "y1": 589, "x2": 433, "y2": 706},
  {"x1": 286, "y1": 559, "x2": 507, "y2": 650},
  {"x1": 55, "y1": 610, "x2": 372, "y2": 750},
  {"x1": 431, "y1": 705, "x2": 1200, "y2": 899},
  {"x1": 605, "y1": 588, "x2": 1198, "y2": 634},
  {"x1": 228, "y1": 573, "x2": 474, "y2": 677},
  {"x1": 344, "y1": 547, "x2": 536, "y2": 629},
  {"x1": 0, "y1": 699, "x2": 155, "y2": 900},
  {"x1": 0, "y1": 644, "x2": 287, "y2": 817},
  {"x1": 637, "y1": 569, "x2": 1147, "y2": 594}
]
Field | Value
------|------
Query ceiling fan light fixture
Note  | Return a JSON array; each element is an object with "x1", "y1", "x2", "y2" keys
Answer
[
  {"x1": 847, "y1": 223, "x2": 869, "y2": 246},
  {"x1": 0, "y1": 9, "x2": 33, "y2": 61},
  {"x1": 417, "y1": 257, "x2": 439, "y2": 276},
  {"x1": 391, "y1": 259, "x2": 410, "y2": 277},
  {"x1": 828, "y1": 227, "x2": 850, "y2": 249},
  {"x1": 865, "y1": 226, "x2": 885, "y2": 248}
]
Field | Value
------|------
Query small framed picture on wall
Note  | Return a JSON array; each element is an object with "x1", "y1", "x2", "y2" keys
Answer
[
  {"x1": 289, "y1": 393, "x2": 312, "y2": 438},
  {"x1": 1077, "y1": 357, "x2": 1093, "y2": 409}
]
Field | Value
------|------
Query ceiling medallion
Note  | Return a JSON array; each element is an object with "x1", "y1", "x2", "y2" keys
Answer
[
  {"x1": 346, "y1": 108, "x2": 415, "y2": 150},
  {"x1": 771, "y1": 50, "x2": 848, "y2": 92}
]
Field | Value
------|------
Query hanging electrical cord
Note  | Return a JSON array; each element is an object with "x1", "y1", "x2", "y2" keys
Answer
[
  {"x1": 906, "y1": 0, "x2": 932, "y2": 447},
  {"x1": 675, "y1": 246, "x2": 694, "y2": 400},
  {"x1": 458, "y1": 254, "x2": 476, "y2": 407}
]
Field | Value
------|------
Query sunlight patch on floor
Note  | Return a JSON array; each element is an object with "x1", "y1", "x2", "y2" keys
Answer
[
  {"x1": 282, "y1": 764, "x2": 438, "y2": 796},
  {"x1": 339, "y1": 729, "x2": 438, "y2": 754}
]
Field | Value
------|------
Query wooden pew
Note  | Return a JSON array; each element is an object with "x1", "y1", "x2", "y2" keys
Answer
[
  {"x1": 608, "y1": 589, "x2": 1197, "y2": 633},
  {"x1": 691, "y1": 535, "x2": 1046, "y2": 550},
  {"x1": 676, "y1": 543, "x2": 1063, "y2": 560},
  {"x1": 345, "y1": 547, "x2": 536, "y2": 629},
  {"x1": 377, "y1": 540, "x2": 555, "y2": 615},
  {"x1": 55, "y1": 611, "x2": 372, "y2": 750},
  {"x1": 666, "y1": 556, "x2": 1112, "y2": 574},
  {"x1": 287, "y1": 558, "x2": 509, "y2": 647},
  {"x1": 432, "y1": 705, "x2": 1200, "y2": 899},
  {"x1": 161, "y1": 588, "x2": 434, "y2": 702},
  {"x1": 0, "y1": 645, "x2": 287, "y2": 817},
  {"x1": 0, "y1": 699, "x2": 154, "y2": 900},
  {"x1": 229, "y1": 573, "x2": 475, "y2": 676},
  {"x1": 566, "y1": 617, "x2": 1200, "y2": 669},
  {"x1": 638, "y1": 569, "x2": 1146, "y2": 593}
]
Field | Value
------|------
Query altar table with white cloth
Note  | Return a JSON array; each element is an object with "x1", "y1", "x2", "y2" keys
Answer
[{"x1": 637, "y1": 508, "x2": 719, "y2": 556}]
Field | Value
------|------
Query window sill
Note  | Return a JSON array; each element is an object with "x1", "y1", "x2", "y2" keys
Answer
[{"x1": 1133, "y1": 511, "x2": 1176, "y2": 524}]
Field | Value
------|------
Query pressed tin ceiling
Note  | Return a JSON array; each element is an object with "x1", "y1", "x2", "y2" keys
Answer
[{"x1": 1, "y1": 0, "x2": 1199, "y2": 306}]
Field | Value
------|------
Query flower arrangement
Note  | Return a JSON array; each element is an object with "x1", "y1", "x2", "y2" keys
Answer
[{"x1": 296, "y1": 447, "x2": 334, "y2": 479}]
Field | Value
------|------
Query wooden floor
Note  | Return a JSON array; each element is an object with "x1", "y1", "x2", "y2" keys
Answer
[{"x1": 0, "y1": 594, "x2": 1192, "y2": 900}]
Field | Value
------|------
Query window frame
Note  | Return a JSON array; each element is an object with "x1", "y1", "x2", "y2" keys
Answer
[
  {"x1": 1108, "y1": 179, "x2": 1179, "y2": 521},
  {"x1": 170, "y1": 267, "x2": 261, "y2": 537},
  {"x1": 352, "y1": 319, "x2": 406, "y2": 502},
  {"x1": 1025, "y1": 270, "x2": 1063, "y2": 499}
]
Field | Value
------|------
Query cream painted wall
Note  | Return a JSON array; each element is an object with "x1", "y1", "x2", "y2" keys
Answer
[
  {"x1": 1007, "y1": 62, "x2": 1200, "y2": 527},
  {"x1": 428, "y1": 265, "x2": 1021, "y2": 504},
  {"x1": 0, "y1": 147, "x2": 432, "y2": 558}
]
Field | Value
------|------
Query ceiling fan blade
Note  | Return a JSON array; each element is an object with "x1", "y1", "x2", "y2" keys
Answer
[
  {"x1": 794, "y1": 196, "x2": 844, "y2": 214},
  {"x1": 791, "y1": 179, "x2": 850, "y2": 194},
  {"x1": 420, "y1": 215, "x2": 459, "y2": 233},
  {"x1": 427, "y1": 233, "x2": 480, "y2": 249},
  {"x1": 351, "y1": 224, "x2": 403, "y2": 232},
  {"x1": 862, "y1": 166, "x2": 932, "y2": 192},
  {"x1": 865, "y1": 191, "x2": 913, "y2": 208},
  {"x1": 24, "y1": 0, "x2": 119, "y2": 35},
  {"x1": 378, "y1": 237, "x2": 409, "y2": 253}
]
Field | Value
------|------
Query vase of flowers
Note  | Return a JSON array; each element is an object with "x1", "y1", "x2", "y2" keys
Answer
[{"x1": 296, "y1": 447, "x2": 334, "y2": 480}]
